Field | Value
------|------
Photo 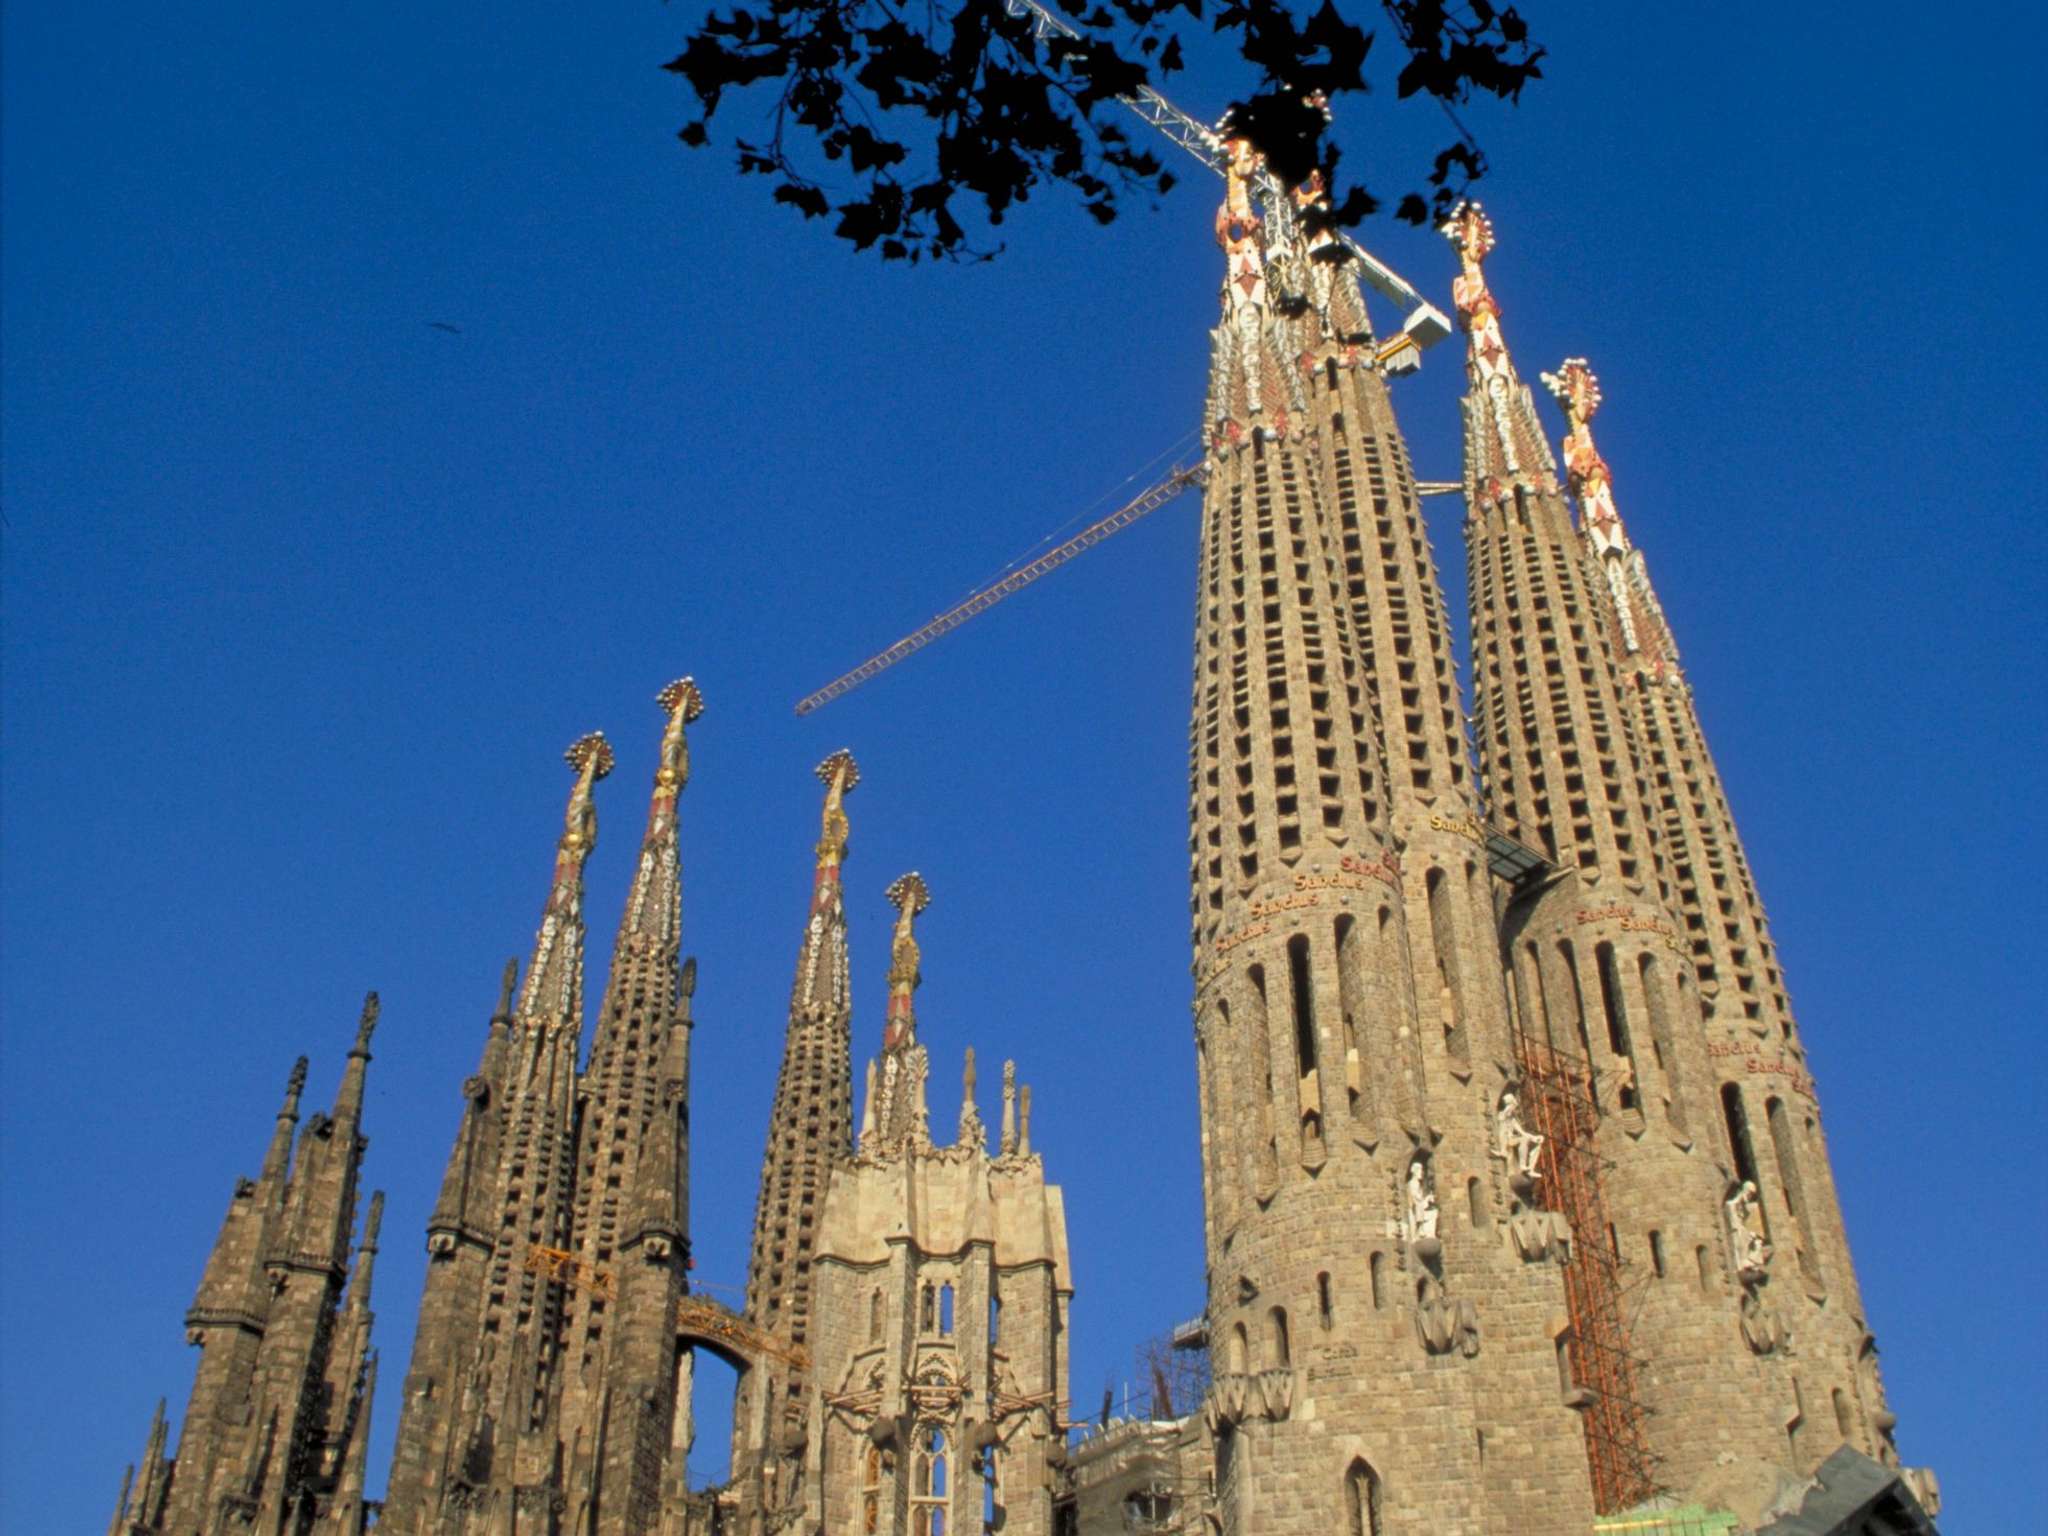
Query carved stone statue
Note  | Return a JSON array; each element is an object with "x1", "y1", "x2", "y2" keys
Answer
[
  {"x1": 1725, "y1": 1181, "x2": 1771, "y2": 1279},
  {"x1": 1406, "y1": 1159, "x2": 1439, "y2": 1246},
  {"x1": 1495, "y1": 1091, "x2": 1544, "y2": 1180}
]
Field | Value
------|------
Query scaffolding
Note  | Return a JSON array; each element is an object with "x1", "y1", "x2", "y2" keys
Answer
[{"x1": 1514, "y1": 1034, "x2": 1660, "y2": 1514}]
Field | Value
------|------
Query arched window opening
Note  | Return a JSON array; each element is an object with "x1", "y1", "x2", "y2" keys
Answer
[
  {"x1": 1695, "y1": 1245, "x2": 1712, "y2": 1295},
  {"x1": 1467, "y1": 1176, "x2": 1487, "y2": 1229},
  {"x1": 1767, "y1": 1096, "x2": 1823, "y2": 1286},
  {"x1": 1334, "y1": 915, "x2": 1370, "y2": 1129},
  {"x1": 1558, "y1": 940, "x2": 1599, "y2": 1081},
  {"x1": 1720, "y1": 1083, "x2": 1761, "y2": 1189},
  {"x1": 911, "y1": 1425, "x2": 950, "y2": 1536},
  {"x1": 863, "y1": 1444, "x2": 887, "y2": 1535},
  {"x1": 1288, "y1": 934, "x2": 1318, "y2": 1074},
  {"x1": 1229, "y1": 1322, "x2": 1249, "y2": 1375},
  {"x1": 1648, "y1": 1229, "x2": 1667, "y2": 1278},
  {"x1": 870, "y1": 1288, "x2": 884, "y2": 1341},
  {"x1": 1594, "y1": 942, "x2": 1638, "y2": 1110},
  {"x1": 1638, "y1": 953, "x2": 1686, "y2": 1129},
  {"x1": 1369, "y1": 1252, "x2": 1385, "y2": 1310},
  {"x1": 939, "y1": 1282, "x2": 955, "y2": 1336},
  {"x1": 1317, "y1": 1272, "x2": 1334, "y2": 1330},
  {"x1": 983, "y1": 1445, "x2": 1000, "y2": 1531},
  {"x1": 920, "y1": 1283, "x2": 937, "y2": 1334},
  {"x1": 1345, "y1": 1457, "x2": 1383, "y2": 1536},
  {"x1": 1426, "y1": 867, "x2": 1469, "y2": 1061},
  {"x1": 1833, "y1": 1388, "x2": 1854, "y2": 1440},
  {"x1": 1268, "y1": 1305, "x2": 1291, "y2": 1369},
  {"x1": 988, "y1": 1289, "x2": 1001, "y2": 1345}
]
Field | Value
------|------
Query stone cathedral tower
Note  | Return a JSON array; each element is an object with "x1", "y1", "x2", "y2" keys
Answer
[
  {"x1": 107, "y1": 135, "x2": 1941, "y2": 1536},
  {"x1": 1186, "y1": 141, "x2": 1594, "y2": 1536},
  {"x1": 734, "y1": 768, "x2": 1074, "y2": 1536},
  {"x1": 1542, "y1": 352, "x2": 1927, "y2": 1506},
  {"x1": 108, "y1": 1002, "x2": 385, "y2": 1535},
  {"x1": 379, "y1": 680, "x2": 702, "y2": 1533}
]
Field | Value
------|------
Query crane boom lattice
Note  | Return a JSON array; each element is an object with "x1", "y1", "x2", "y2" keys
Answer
[{"x1": 794, "y1": 460, "x2": 1207, "y2": 715}]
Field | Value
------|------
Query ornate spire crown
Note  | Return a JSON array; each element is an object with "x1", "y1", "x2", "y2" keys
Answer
[
  {"x1": 1440, "y1": 200, "x2": 1557, "y2": 498},
  {"x1": 882, "y1": 872, "x2": 930, "y2": 1051},
  {"x1": 814, "y1": 749, "x2": 859, "y2": 886},
  {"x1": 517, "y1": 731, "x2": 613, "y2": 1023},
  {"x1": 1541, "y1": 358, "x2": 1630, "y2": 554}
]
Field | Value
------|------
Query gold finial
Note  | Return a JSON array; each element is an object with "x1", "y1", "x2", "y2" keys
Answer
[
  {"x1": 652, "y1": 678, "x2": 704, "y2": 803},
  {"x1": 883, "y1": 872, "x2": 930, "y2": 1050},
  {"x1": 1541, "y1": 357, "x2": 1602, "y2": 429},
  {"x1": 564, "y1": 731, "x2": 615, "y2": 781},
  {"x1": 885, "y1": 871, "x2": 931, "y2": 921},
  {"x1": 1441, "y1": 199, "x2": 1496, "y2": 265},
  {"x1": 658, "y1": 677, "x2": 706, "y2": 723},
  {"x1": 813, "y1": 750, "x2": 860, "y2": 872}
]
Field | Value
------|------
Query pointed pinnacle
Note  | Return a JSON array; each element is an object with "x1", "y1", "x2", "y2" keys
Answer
[
  {"x1": 285, "y1": 1056, "x2": 309, "y2": 1108},
  {"x1": 353, "y1": 992, "x2": 380, "y2": 1053},
  {"x1": 497, "y1": 957, "x2": 519, "y2": 1016},
  {"x1": 362, "y1": 1190, "x2": 385, "y2": 1250}
]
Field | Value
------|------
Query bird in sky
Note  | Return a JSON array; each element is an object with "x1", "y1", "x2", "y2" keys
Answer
[{"x1": 425, "y1": 321, "x2": 462, "y2": 334}]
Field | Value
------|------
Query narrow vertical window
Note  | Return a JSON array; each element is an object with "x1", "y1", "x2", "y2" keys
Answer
[
  {"x1": 1595, "y1": 942, "x2": 1638, "y2": 1110},
  {"x1": 1369, "y1": 1252, "x2": 1385, "y2": 1310},
  {"x1": 1268, "y1": 1305, "x2": 1291, "y2": 1368},
  {"x1": 1721, "y1": 1083, "x2": 1761, "y2": 1188},
  {"x1": 870, "y1": 1288, "x2": 883, "y2": 1341},
  {"x1": 1648, "y1": 1230, "x2": 1666, "y2": 1278},
  {"x1": 939, "y1": 1282, "x2": 955, "y2": 1336},
  {"x1": 1317, "y1": 1272, "x2": 1334, "y2": 1330},
  {"x1": 1345, "y1": 1457, "x2": 1382, "y2": 1536}
]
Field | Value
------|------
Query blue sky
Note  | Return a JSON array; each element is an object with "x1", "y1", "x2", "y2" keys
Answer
[{"x1": 3, "y1": 2, "x2": 2042, "y2": 1529}]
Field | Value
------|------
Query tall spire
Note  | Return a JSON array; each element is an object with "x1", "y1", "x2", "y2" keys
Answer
[
  {"x1": 1443, "y1": 201, "x2": 1559, "y2": 502},
  {"x1": 792, "y1": 747, "x2": 858, "y2": 1016},
  {"x1": 735, "y1": 754, "x2": 863, "y2": 1513},
  {"x1": 621, "y1": 677, "x2": 703, "y2": 946},
  {"x1": 333, "y1": 991, "x2": 377, "y2": 1124},
  {"x1": 1542, "y1": 357, "x2": 1680, "y2": 671},
  {"x1": 869, "y1": 873, "x2": 932, "y2": 1154},
  {"x1": 881, "y1": 870, "x2": 928, "y2": 1051},
  {"x1": 517, "y1": 730, "x2": 613, "y2": 1030},
  {"x1": 1204, "y1": 136, "x2": 1306, "y2": 448}
]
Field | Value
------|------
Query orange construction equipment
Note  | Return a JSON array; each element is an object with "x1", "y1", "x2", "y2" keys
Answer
[{"x1": 1513, "y1": 1037, "x2": 1660, "y2": 1513}]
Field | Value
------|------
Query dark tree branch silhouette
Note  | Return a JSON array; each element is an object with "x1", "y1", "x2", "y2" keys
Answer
[{"x1": 666, "y1": 0, "x2": 1544, "y2": 261}]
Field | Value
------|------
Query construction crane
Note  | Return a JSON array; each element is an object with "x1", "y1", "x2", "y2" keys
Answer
[
  {"x1": 523, "y1": 1244, "x2": 809, "y2": 1370},
  {"x1": 794, "y1": 5, "x2": 1467, "y2": 716},
  {"x1": 793, "y1": 469, "x2": 1462, "y2": 714},
  {"x1": 1000, "y1": 0, "x2": 1453, "y2": 352}
]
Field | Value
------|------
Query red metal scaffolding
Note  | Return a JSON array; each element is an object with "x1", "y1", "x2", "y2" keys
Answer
[{"x1": 1515, "y1": 1034, "x2": 1660, "y2": 1514}]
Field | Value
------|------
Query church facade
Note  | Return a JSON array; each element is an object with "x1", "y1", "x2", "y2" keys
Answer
[{"x1": 106, "y1": 144, "x2": 1938, "y2": 1536}]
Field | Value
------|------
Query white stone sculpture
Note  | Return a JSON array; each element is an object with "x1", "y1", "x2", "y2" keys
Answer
[
  {"x1": 1496, "y1": 1092, "x2": 1544, "y2": 1179},
  {"x1": 1406, "y1": 1159, "x2": 1440, "y2": 1244},
  {"x1": 1725, "y1": 1180, "x2": 1771, "y2": 1277}
]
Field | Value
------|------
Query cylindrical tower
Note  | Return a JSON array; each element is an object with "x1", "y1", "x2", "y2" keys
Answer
[{"x1": 1186, "y1": 147, "x2": 1592, "y2": 1535}]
